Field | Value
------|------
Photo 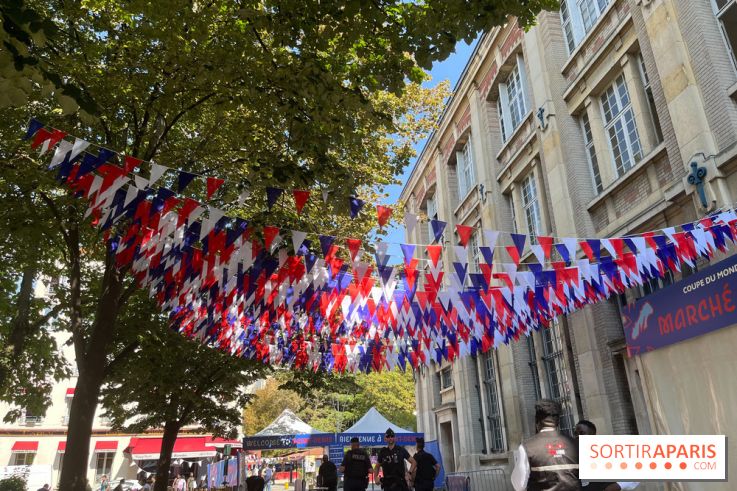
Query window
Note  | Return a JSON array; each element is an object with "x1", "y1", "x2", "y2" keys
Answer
[
  {"x1": 560, "y1": 0, "x2": 611, "y2": 54},
  {"x1": 601, "y1": 75, "x2": 643, "y2": 177},
  {"x1": 581, "y1": 113, "x2": 603, "y2": 193},
  {"x1": 498, "y1": 56, "x2": 529, "y2": 142},
  {"x1": 426, "y1": 196, "x2": 438, "y2": 244},
  {"x1": 637, "y1": 54, "x2": 663, "y2": 143},
  {"x1": 95, "y1": 452, "x2": 114, "y2": 481},
  {"x1": 456, "y1": 139, "x2": 476, "y2": 198},
  {"x1": 483, "y1": 352, "x2": 505, "y2": 452},
  {"x1": 713, "y1": 0, "x2": 737, "y2": 70},
  {"x1": 521, "y1": 173, "x2": 543, "y2": 240},
  {"x1": 22, "y1": 408, "x2": 43, "y2": 426},
  {"x1": 508, "y1": 194, "x2": 519, "y2": 234},
  {"x1": 541, "y1": 322, "x2": 575, "y2": 435},
  {"x1": 468, "y1": 229, "x2": 481, "y2": 274},
  {"x1": 12, "y1": 452, "x2": 35, "y2": 466},
  {"x1": 440, "y1": 366, "x2": 453, "y2": 389}
]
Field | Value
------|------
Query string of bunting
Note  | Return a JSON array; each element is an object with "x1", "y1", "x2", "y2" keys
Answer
[{"x1": 23, "y1": 119, "x2": 737, "y2": 373}]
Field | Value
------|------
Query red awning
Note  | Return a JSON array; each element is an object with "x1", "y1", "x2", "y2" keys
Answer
[
  {"x1": 126, "y1": 436, "x2": 217, "y2": 460},
  {"x1": 94, "y1": 441, "x2": 118, "y2": 452},
  {"x1": 11, "y1": 441, "x2": 38, "y2": 453},
  {"x1": 205, "y1": 436, "x2": 242, "y2": 448},
  {"x1": 57, "y1": 441, "x2": 66, "y2": 453},
  {"x1": 66, "y1": 388, "x2": 75, "y2": 397}
]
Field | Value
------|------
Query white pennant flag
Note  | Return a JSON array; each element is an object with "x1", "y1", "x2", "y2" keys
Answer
[
  {"x1": 148, "y1": 163, "x2": 169, "y2": 186},
  {"x1": 600, "y1": 239, "x2": 616, "y2": 259},
  {"x1": 404, "y1": 212, "x2": 418, "y2": 237},
  {"x1": 200, "y1": 207, "x2": 224, "y2": 238},
  {"x1": 322, "y1": 189, "x2": 330, "y2": 203},
  {"x1": 49, "y1": 140, "x2": 73, "y2": 169},
  {"x1": 562, "y1": 237, "x2": 578, "y2": 260},
  {"x1": 530, "y1": 244, "x2": 545, "y2": 264},
  {"x1": 291, "y1": 230, "x2": 307, "y2": 254},
  {"x1": 453, "y1": 245, "x2": 468, "y2": 265},
  {"x1": 662, "y1": 227, "x2": 677, "y2": 242},
  {"x1": 70, "y1": 138, "x2": 90, "y2": 161},
  {"x1": 124, "y1": 185, "x2": 139, "y2": 207},
  {"x1": 237, "y1": 189, "x2": 251, "y2": 205},
  {"x1": 375, "y1": 241, "x2": 390, "y2": 263},
  {"x1": 483, "y1": 229, "x2": 500, "y2": 248},
  {"x1": 134, "y1": 175, "x2": 149, "y2": 189}
]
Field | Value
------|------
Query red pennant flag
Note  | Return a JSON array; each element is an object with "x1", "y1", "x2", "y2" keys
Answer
[
  {"x1": 346, "y1": 238, "x2": 362, "y2": 261},
  {"x1": 580, "y1": 241, "x2": 595, "y2": 262},
  {"x1": 293, "y1": 190, "x2": 310, "y2": 215},
  {"x1": 455, "y1": 224, "x2": 474, "y2": 247},
  {"x1": 206, "y1": 177, "x2": 225, "y2": 200},
  {"x1": 263, "y1": 226, "x2": 280, "y2": 250},
  {"x1": 506, "y1": 245, "x2": 521, "y2": 265},
  {"x1": 376, "y1": 205, "x2": 393, "y2": 228},
  {"x1": 177, "y1": 198, "x2": 201, "y2": 228},
  {"x1": 123, "y1": 155, "x2": 143, "y2": 173},
  {"x1": 538, "y1": 236, "x2": 554, "y2": 259},
  {"x1": 426, "y1": 244, "x2": 443, "y2": 267}
]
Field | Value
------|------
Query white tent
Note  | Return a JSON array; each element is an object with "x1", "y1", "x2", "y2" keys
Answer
[
  {"x1": 254, "y1": 409, "x2": 321, "y2": 436},
  {"x1": 343, "y1": 407, "x2": 411, "y2": 434}
]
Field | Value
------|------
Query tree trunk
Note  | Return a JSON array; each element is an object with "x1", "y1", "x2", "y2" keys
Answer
[
  {"x1": 59, "y1": 244, "x2": 125, "y2": 491},
  {"x1": 9, "y1": 266, "x2": 37, "y2": 355},
  {"x1": 154, "y1": 420, "x2": 181, "y2": 491}
]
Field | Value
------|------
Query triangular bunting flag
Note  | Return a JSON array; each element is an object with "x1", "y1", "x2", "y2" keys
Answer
[
  {"x1": 456, "y1": 224, "x2": 474, "y2": 247},
  {"x1": 349, "y1": 196, "x2": 365, "y2": 218},
  {"x1": 400, "y1": 244, "x2": 416, "y2": 266},
  {"x1": 24, "y1": 118, "x2": 44, "y2": 140},
  {"x1": 177, "y1": 171, "x2": 198, "y2": 193},
  {"x1": 346, "y1": 238, "x2": 362, "y2": 261},
  {"x1": 293, "y1": 190, "x2": 310, "y2": 215},
  {"x1": 430, "y1": 219, "x2": 446, "y2": 243},
  {"x1": 319, "y1": 235, "x2": 336, "y2": 257},
  {"x1": 405, "y1": 212, "x2": 418, "y2": 237},
  {"x1": 292, "y1": 230, "x2": 308, "y2": 254},
  {"x1": 263, "y1": 226, "x2": 281, "y2": 250},
  {"x1": 206, "y1": 177, "x2": 225, "y2": 199},
  {"x1": 376, "y1": 205, "x2": 393, "y2": 228},
  {"x1": 266, "y1": 187, "x2": 284, "y2": 210},
  {"x1": 149, "y1": 163, "x2": 169, "y2": 186},
  {"x1": 511, "y1": 233, "x2": 526, "y2": 257}
]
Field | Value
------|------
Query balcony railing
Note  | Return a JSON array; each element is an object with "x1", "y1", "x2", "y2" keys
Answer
[{"x1": 22, "y1": 416, "x2": 44, "y2": 426}]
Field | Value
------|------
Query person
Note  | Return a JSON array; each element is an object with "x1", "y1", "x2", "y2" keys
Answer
[
  {"x1": 113, "y1": 479, "x2": 125, "y2": 491},
  {"x1": 574, "y1": 420, "x2": 639, "y2": 491},
  {"x1": 409, "y1": 437, "x2": 439, "y2": 491},
  {"x1": 340, "y1": 436, "x2": 372, "y2": 491},
  {"x1": 199, "y1": 477, "x2": 208, "y2": 490},
  {"x1": 374, "y1": 428, "x2": 415, "y2": 491},
  {"x1": 142, "y1": 478, "x2": 152, "y2": 491},
  {"x1": 317, "y1": 454, "x2": 338, "y2": 491},
  {"x1": 511, "y1": 399, "x2": 581, "y2": 491},
  {"x1": 100, "y1": 475, "x2": 110, "y2": 491},
  {"x1": 174, "y1": 474, "x2": 186, "y2": 491},
  {"x1": 37, "y1": 485, "x2": 50, "y2": 491},
  {"x1": 245, "y1": 469, "x2": 265, "y2": 491},
  {"x1": 263, "y1": 465, "x2": 273, "y2": 491},
  {"x1": 187, "y1": 473, "x2": 197, "y2": 491}
]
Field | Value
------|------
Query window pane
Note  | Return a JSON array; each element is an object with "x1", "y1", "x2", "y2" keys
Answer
[
  {"x1": 521, "y1": 174, "x2": 542, "y2": 239},
  {"x1": 719, "y1": 3, "x2": 737, "y2": 67},
  {"x1": 560, "y1": 1, "x2": 576, "y2": 53},
  {"x1": 602, "y1": 75, "x2": 641, "y2": 176},
  {"x1": 581, "y1": 114, "x2": 603, "y2": 193},
  {"x1": 541, "y1": 323, "x2": 575, "y2": 435},
  {"x1": 483, "y1": 353, "x2": 505, "y2": 452}
]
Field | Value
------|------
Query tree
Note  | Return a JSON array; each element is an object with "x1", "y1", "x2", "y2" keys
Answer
[
  {"x1": 354, "y1": 370, "x2": 417, "y2": 431},
  {"x1": 100, "y1": 296, "x2": 270, "y2": 491},
  {"x1": 0, "y1": 2, "x2": 557, "y2": 490},
  {"x1": 242, "y1": 377, "x2": 302, "y2": 436}
]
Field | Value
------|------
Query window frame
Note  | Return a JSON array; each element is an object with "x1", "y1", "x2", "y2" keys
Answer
[
  {"x1": 560, "y1": 0, "x2": 611, "y2": 54},
  {"x1": 482, "y1": 352, "x2": 506, "y2": 452},
  {"x1": 498, "y1": 55, "x2": 530, "y2": 143},
  {"x1": 636, "y1": 54, "x2": 664, "y2": 144},
  {"x1": 711, "y1": 0, "x2": 737, "y2": 71},
  {"x1": 468, "y1": 229, "x2": 482, "y2": 274},
  {"x1": 12, "y1": 452, "x2": 36, "y2": 466},
  {"x1": 426, "y1": 195, "x2": 438, "y2": 245},
  {"x1": 521, "y1": 172, "x2": 543, "y2": 241},
  {"x1": 456, "y1": 139, "x2": 476, "y2": 199},
  {"x1": 599, "y1": 74, "x2": 643, "y2": 177},
  {"x1": 440, "y1": 366, "x2": 453, "y2": 390},
  {"x1": 95, "y1": 452, "x2": 115, "y2": 482},
  {"x1": 581, "y1": 112, "x2": 604, "y2": 193},
  {"x1": 541, "y1": 322, "x2": 576, "y2": 435}
]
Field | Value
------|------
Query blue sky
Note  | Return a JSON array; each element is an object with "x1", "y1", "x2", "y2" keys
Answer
[{"x1": 376, "y1": 39, "x2": 478, "y2": 258}]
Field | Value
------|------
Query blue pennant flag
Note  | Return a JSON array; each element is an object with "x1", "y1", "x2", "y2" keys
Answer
[
  {"x1": 400, "y1": 243, "x2": 416, "y2": 266},
  {"x1": 319, "y1": 235, "x2": 336, "y2": 256},
  {"x1": 430, "y1": 219, "x2": 446, "y2": 243},
  {"x1": 479, "y1": 246, "x2": 494, "y2": 265},
  {"x1": 177, "y1": 171, "x2": 198, "y2": 192},
  {"x1": 266, "y1": 187, "x2": 284, "y2": 210},
  {"x1": 349, "y1": 196, "x2": 365, "y2": 218},
  {"x1": 511, "y1": 233, "x2": 527, "y2": 256},
  {"x1": 24, "y1": 118, "x2": 44, "y2": 140},
  {"x1": 226, "y1": 219, "x2": 249, "y2": 248},
  {"x1": 453, "y1": 262, "x2": 467, "y2": 286},
  {"x1": 555, "y1": 243, "x2": 571, "y2": 265},
  {"x1": 77, "y1": 148, "x2": 115, "y2": 178}
]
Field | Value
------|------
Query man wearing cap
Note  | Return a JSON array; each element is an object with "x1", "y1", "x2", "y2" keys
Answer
[
  {"x1": 340, "y1": 437, "x2": 372, "y2": 491},
  {"x1": 409, "y1": 437, "x2": 439, "y2": 491},
  {"x1": 374, "y1": 428, "x2": 415, "y2": 491},
  {"x1": 511, "y1": 399, "x2": 581, "y2": 491}
]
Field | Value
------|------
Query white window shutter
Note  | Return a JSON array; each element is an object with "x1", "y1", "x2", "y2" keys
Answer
[
  {"x1": 516, "y1": 54, "x2": 530, "y2": 114},
  {"x1": 568, "y1": 0, "x2": 585, "y2": 46},
  {"x1": 498, "y1": 83, "x2": 512, "y2": 142}
]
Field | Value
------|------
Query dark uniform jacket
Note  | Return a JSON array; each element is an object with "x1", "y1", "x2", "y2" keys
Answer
[
  {"x1": 342, "y1": 449, "x2": 372, "y2": 480},
  {"x1": 522, "y1": 429, "x2": 582, "y2": 491}
]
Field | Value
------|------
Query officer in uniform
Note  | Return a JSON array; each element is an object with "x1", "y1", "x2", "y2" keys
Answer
[
  {"x1": 511, "y1": 399, "x2": 581, "y2": 491},
  {"x1": 340, "y1": 437, "x2": 372, "y2": 491},
  {"x1": 374, "y1": 428, "x2": 416, "y2": 491},
  {"x1": 409, "y1": 437, "x2": 439, "y2": 491}
]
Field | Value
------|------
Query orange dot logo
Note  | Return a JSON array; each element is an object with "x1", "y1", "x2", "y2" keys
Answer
[
  {"x1": 620, "y1": 462, "x2": 627, "y2": 469},
  {"x1": 650, "y1": 462, "x2": 657, "y2": 469},
  {"x1": 605, "y1": 462, "x2": 613, "y2": 470},
  {"x1": 635, "y1": 462, "x2": 643, "y2": 470},
  {"x1": 680, "y1": 462, "x2": 687, "y2": 470},
  {"x1": 665, "y1": 462, "x2": 672, "y2": 470}
]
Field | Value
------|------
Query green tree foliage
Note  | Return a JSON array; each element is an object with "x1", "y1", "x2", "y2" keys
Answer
[
  {"x1": 353, "y1": 370, "x2": 417, "y2": 431},
  {"x1": 100, "y1": 296, "x2": 270, "y2": 491},
  {"x1": 0, "y1": 475, "x2": 26, "y2": 491},
  {"x1": 0, "y1": 2, "x2": 557, "y2": 490},
  {"x1": 242, "y1": 377, "x2": 302, "y2": 435}
]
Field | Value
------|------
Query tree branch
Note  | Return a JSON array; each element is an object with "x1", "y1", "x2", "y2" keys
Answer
[
  {"x1": 103, "y1": 340, "x2": 140, "y2": 378},
  {"x1": 38, "y1": 191, "x2": 71, "y2": 250},
  {"x1": 30, "y1": 303, "x2": 65, "y2": 331},
  {"x1": 144, "y1": 92, "x2": 217, "y2": 160}
]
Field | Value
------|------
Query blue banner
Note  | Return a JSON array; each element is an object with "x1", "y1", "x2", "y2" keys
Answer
[
  {"x1": 334, "y1": 432, "x2": 423, "y2": 446},
  {"x1": 328, "y1": 444, "x2": 345, "y2": 469},
  {"x1": 623, "y1": 254, "x2": 737, "y2": 355},
  {"x1": 243, "y1": 432, "x2": 424, "y2": 450}
]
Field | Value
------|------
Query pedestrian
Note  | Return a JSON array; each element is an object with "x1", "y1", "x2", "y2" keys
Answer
[
  {"x1": 263, "y1": 465, "x2": 273, "y2": 491},
  {"x1": 317, "y1": 454, "x2": 338, "y2": 491},
  {"x1": 37, "y1": 484, "x2": 50, "y2": 491},
  {"x1": 142, "y1": 478, "x2": 152, "y2": 491},
  {"x1": 340, "y1": 436, "x2": 372, "y2": 491},
  {"x1": 113, "y1": 478, "x2": 125, "y2": 491},
  {"x1": 574, "y1": 420, "x2": 639, "y2": 491},
  {"x1": 245, "y1": 469, "x2": 265, "y2": 491},
  {"x1": 511, "y1": 399, "x2": 581, "y2": 491},
  {"x1": 409, "y1": 437, "x2": 439, "y2": 491},
  {"x1": 374, "y1": 429, "x2": 415, "y2": 491},
  {"x1": 100, "y1": 475, "x2": 110, "y2": 491},
  {"x1": 187, "y1": 473, "x2": 197, "y2": 491},
  {"x1": 199, "y1": 477, "x2": 208, "y2": 490},
  {"x1": 174, "y1": 474, "x2": 186, "y2": 491}
]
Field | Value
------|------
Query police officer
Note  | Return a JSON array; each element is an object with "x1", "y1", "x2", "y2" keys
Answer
[
  {"x1": 374, "y1": 429, "x2": 416, "y2": 491},
  {"x1": 340, "y1": 437, "x2": 372, "y2": 491},
  {"x1": 409, "y1": 437, "x2": 439, "y2": 491},
  {"x1": 511, "y1": 399, "x2": 581, "y2": 491}
]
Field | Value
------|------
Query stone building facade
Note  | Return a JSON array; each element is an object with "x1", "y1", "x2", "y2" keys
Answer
[{"x1": 401, "y1": 1, "x2": 737, "y2": 490}]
